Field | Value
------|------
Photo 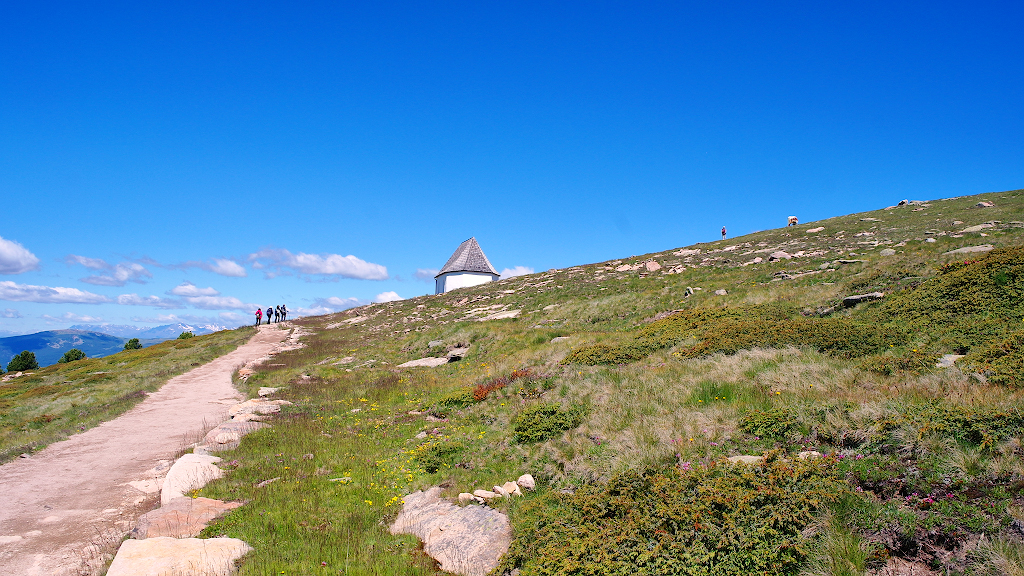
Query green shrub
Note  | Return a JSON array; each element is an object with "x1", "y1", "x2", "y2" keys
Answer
[
  {"x1": 411, "y1": 439, "x2": 465, "y2": 473},
  {"x1": 740, "y1": 407, "x2": 797, "y2": 438},
  {"x1": 876, "y1": 400, "x2": 1024, "y2": 450},
  {"x1": 123, "y1": 338, "x2": 143, "y2": 351},
  {"x1": 177, "y1": 331, "x2": 195, "y2": 340},
  {"x1": 859, "y1": 349, "x2": 941, "y2": 375},
  {"x1": 7, "y1": 350, "x2": 39, "y2": 372},
  {"x1": 57, "y1": 349, "x2": 87, "y2": 364},
  {"x1": 676, "y1": 319, "x2": 905, "y2": 360},
  {"x1": 512, "y1": 403, "x2": 587, "y2": 443},
  {"x1": 881, "y1": 247, "x2": 1024, "y2": 351},
  {"x1": 563, "y1": 305, "x2": 904, "y2": 365},
  {"x1": 499, "y1": 457, "x2": 845, "y2": 576},
  {"x1": 962, "y1": 330, "x2": 1024, "y2": 387}
]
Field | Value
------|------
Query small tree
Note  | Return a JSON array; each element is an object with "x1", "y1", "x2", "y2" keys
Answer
[
  {"x1": 177, "y1": 331, "x2": 195, "y2": 339},
  {"x1": 124, "y1": 338, "x2": 143, "y2": 351},
  {"x1": 59, "y1": 348, "x2": 87, "y2": 363},
  {"x1": 7, "y1": 350, "x2": 39, "y2": 372}
]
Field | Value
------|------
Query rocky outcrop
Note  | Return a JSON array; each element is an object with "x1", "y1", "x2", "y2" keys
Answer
[
  {"x1": 842, "y1": 292, "x2": 884, "y2": 308},
  {"x1": 943, "y1": 244, "x2": 994, "y2": 255},
  {"x1": 390, "y1": 488, "x2": 512, "y2": 576}
]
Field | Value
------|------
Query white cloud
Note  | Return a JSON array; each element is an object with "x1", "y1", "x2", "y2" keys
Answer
[
  {"x1": 208, "y1": 258, "x2": 247, "y2": 277},
  {"x1": 0, "y1": 237, "x2": 41, "y2": 275},
  {"x1": 0, "y1": 281, "x2": 110, "y2": 304},
  {"x1": 2, "y1": 308, "x2": 22, "y2": 318},
  {"x1": 42, "y1": 312, "x2": 104, "y2": 323},
  {"x1": 65, "y1": 254, "x2": 110, "y2": 270},
  {"x1": 500, "y1": 266, "x2": 535, "y2": 279},
  {"x1": 81, "y1": 263, "x2": 152, "y2": 287},
  {"x1": 249, "y1": 248, "x2": 388, "y2": 280},
  {"x1": 294, "y1": 296, "x2": 368, "y2": 317},
  {"x1": 117, "y1": 294, "x2": 182, "y2": 309},
  {"x1": 374, "y1": 291, "x2": 404, "y2": 303},
  {"x1": 185, "y1": 295, "x2": 255, "y2": 311},
  {"x1": 168, "y1": 282, "x2": 220, "y2": 297},
  {"x1": 414, "y1": 268, "x2": 440, "y2": 282}
]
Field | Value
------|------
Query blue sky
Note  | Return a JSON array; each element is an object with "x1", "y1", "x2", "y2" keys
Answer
[{"x1": 1, "y1": 1, "x2": 1022, "y2": 334}]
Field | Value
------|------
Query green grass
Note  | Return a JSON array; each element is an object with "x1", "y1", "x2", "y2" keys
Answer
[
  {"x1": 0, "y1": 326, "x2": 255, "y2": 463},
  {"x1": 21, "y1": 188, "x2": 1023, "y2": 575}
]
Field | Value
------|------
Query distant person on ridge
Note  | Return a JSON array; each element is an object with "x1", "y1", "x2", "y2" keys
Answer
[
  {"x1": 255, "y1": 308, "x2": 262, "y2": 326},
  {"x1": 274, "y1": 306, "x2": 281, "y2": 323},
  {"x1": 265, "y1": 306, "x2": 274, "y2": 324},
  {"x1": 721, "y1": 226, "x2": 727, "y2": 240},
  {"x1": 281, "y1": 304, "x2": 287, "y2": 321}
]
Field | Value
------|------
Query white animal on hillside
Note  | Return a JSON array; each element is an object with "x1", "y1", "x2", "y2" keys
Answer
[{"x1": 787, "y1": 216, "x2": 799, "y2": 226}]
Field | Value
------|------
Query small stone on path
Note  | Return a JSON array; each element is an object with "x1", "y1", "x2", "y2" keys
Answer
[{"x1": 879, "y1": 248, "x2": 896, "y2": 256}]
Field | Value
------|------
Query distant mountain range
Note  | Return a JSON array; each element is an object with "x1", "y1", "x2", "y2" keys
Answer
[
  {"x1": 0, "y1": 330, "x2": 144, "y2": 368},
  {"x1": 0, "y1": 323, "x2": 228, "y2": 368},
  {"x1": 69, "y1": 323, "x2": 225, "y2": 339}
]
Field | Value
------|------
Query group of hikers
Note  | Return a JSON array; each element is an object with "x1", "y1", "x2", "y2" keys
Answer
[{"x1": 255, "y1": 304, "x2": 287, "y2": 325}]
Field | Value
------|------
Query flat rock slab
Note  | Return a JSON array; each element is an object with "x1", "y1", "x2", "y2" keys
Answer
[
  {"x1": 937, "y1": 354, "x2": 965, "y2": 368},
  {"x1": 200, "y1": 420, "x2": 270, "y2": 452},
  {"x1": 162, "y1": 454, "x2": 224, "y2": 505},
  {"x1": 943, "y1": 244, "x2": 994, "y2": 255},
  {"x1": 391, "y1": 487, "x2": 511, "y2": 576},
  {"x1": 397, "y1": 357, "x2": 450, "y2": 368},
  {"x1": 133, "y1": 497, "x2": 241, "y2": 539},
  {"x1": 107, "y1": 537, "x2": 252, "y2": 576},
  {"x1": 228, "y1": 398, "x2": 293, "y2": 417},
  {"x1": 478, "y1": 309, "x2": 521, "y2": 321}
]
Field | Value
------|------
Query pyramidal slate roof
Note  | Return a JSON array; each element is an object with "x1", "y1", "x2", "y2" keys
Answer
[{"x1": 436, "y1": 237, "x2": 499, "y2": 277}]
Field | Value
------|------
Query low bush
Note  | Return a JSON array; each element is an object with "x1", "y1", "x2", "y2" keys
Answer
[
  {"x1": 875, "y1": 400, "x2": 1024, "y2": 450},
  {"x1": 177, "y1": 331, "x2": 195, "y2": 339},
  {"x1": 881, "y1": 247, "x2": 1024, "y2": 351},
  {"x1": 962, "y1": 330, "x2": 1024, "y2": 387},
  {"x1": 512, "y1": 403, "x2": 587, "y2": 443},
  {"x1": 123, "y1": 338, "x2": 143, "y2": 351},
  {"x1": 500, "y1": 457, "x2": 845, "y2": 576},
  {"x1": 740, "y1": 407, "x2": 797, "y2": 438},
  {"x1": 412, "y1": 439, "x2": 465, "y2": 473},
  {"x1": 675, "y1": 319, "x2": 906, "y2": 360},
  {"x1": 563, "y1": 305, "x2": 904, "y2": 365},
  {"x1": 859, "y1": 349, "x2": 941, "y2": 375}
]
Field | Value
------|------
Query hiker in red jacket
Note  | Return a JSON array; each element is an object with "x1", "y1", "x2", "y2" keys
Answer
[
  {"x1": 255, "y1": 308, "x2": 262, "y2": 326},
  {"x1": 721, "y1": 226, "x2": 727, "y2": 240}
]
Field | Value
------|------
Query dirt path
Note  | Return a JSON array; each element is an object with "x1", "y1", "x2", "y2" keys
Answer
[{"x1": 0, "y1": 324, "x2": 293, "y2": 575}]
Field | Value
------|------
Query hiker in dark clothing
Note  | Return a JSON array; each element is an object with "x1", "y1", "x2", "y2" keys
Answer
[
  {"x1": 265, "y1": 306, "x2": 274, "y2": 324},
  {"x1": 721, "y1": 226, "x2": 727, "y2": 240},
  {"x1": 274, "y1": 306, "x2": 281, "y2": 323},
  {"x1": 255, "y1": 308, "x2": 262, "y2": 326},
  {"x1": 281, "y1": 304, "x2": 287, "y2": 322}
]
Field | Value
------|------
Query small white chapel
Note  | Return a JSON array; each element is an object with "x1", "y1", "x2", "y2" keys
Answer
[{"x1": 434, "y1": 237, "x2": 500, "y2": 294}]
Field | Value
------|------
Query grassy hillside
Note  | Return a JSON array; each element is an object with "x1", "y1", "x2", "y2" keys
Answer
[
  {"x1": 0, "y1": 326, "x2": 255, "y2": 463},
  {"x1": 57, "y1": 189, "x2": 1011, "y2": 575}
]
